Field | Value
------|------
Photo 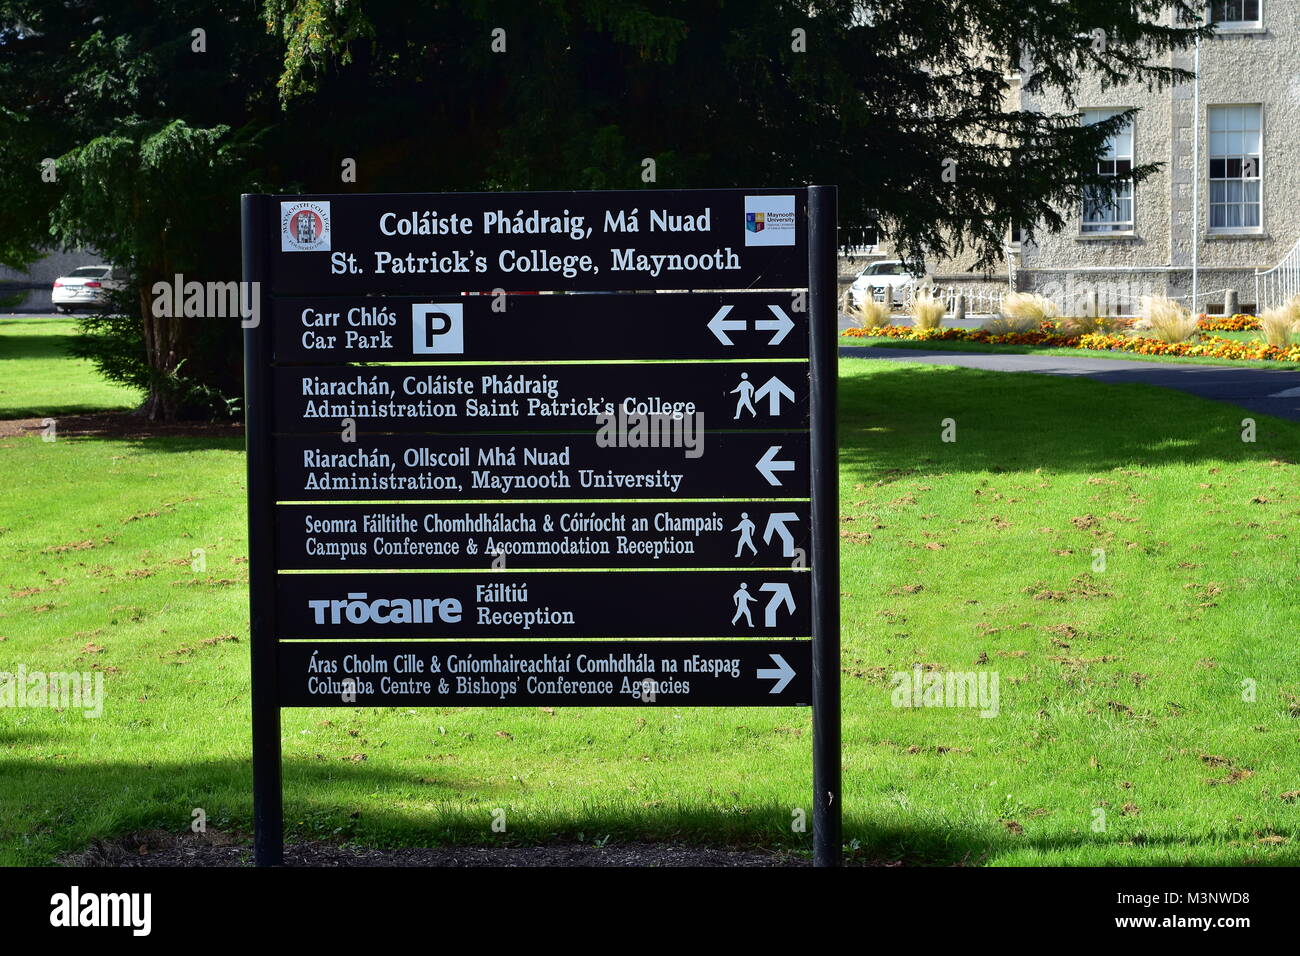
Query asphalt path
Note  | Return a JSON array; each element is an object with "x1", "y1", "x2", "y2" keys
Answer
[{"x1": 838, "y1": 315, "x2": 1300, "y2": 422}]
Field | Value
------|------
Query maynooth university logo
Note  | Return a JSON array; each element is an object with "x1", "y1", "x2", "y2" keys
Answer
[
  {"x1": 281, "y1": 200, "x2": 332, "y2": 252},
  {"x1": 743, "y1": 195, "x2": 796, "y2": 246}
]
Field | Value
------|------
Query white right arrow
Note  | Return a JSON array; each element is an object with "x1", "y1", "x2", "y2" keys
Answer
[
  {"x1": 707, "y1": 305, "x2": 746, "y2": 346},
  {"x1": 759, "y1": 582, "x2": 796, "y2": 627},
  {"x1": 755, "y1": 305, "x2": 795, "y2": 345},
  {"x1": 755, "y1": 445, "x2": 795, "y2": 486},
  {"x1": 762, "y1": 512, "x2": 800, "y2": 557},
  {"x1": 756, "y1": 653, "x2": 795, "y2": 693}
]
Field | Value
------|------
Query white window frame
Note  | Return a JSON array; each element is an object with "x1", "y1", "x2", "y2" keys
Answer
[
  {"x1": 1079, "y1": 109, "x2": 1135, "y2": 235},
  {"x1": 1209, "y1": 0, "x2": 1263, "y2": 30},
  {"x1": 1207, "y1": 104, "x2": 1263, "y2": 234}
]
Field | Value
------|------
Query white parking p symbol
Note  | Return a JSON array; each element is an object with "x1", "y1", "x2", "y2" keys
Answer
[{"x1": 413, "y1": 303, "x2": 464, "y2": 354}]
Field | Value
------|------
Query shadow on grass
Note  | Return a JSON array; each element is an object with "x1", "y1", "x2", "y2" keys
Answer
[
  {"x1": 5, "y1": 755, "x2": 1281, "y2": 866},
  {"x1": 837, "y1": 362, "x2": 1300, "y2": 485},
  {"x1": 0, "y1": 326, "x2": 78, "y2": 362}
]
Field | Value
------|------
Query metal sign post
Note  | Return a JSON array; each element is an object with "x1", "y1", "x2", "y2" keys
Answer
[{"x1": 242, "y1": 186, "x2": 840, "y2": 867}]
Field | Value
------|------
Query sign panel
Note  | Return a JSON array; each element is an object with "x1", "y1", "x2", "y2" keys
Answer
[
  {"x1": 275, "y1": 502, "x2": 812, "y2": 570},
  {"x1": 273, "y1": 432, "x2": 811, "y2": 501},
  {"x1": 277, "y1": 640, "x2": 811, "y2": 707},
  {"x1": 272, "y1": 293, "x2": 806, "y2": 363},
  {"x1": 271, "y1": 361, "x2": 809, "y2": 434},
  {"x1": 276, "y1": 570, "x2": 811, "y2": 639},
  {"x1": 267, "y1": 189, "x2": 808, "y2": 295}
]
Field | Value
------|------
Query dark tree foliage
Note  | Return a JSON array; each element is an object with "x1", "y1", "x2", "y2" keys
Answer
[{"x1": 0, "y1": 0, "x2": 1209, "y2": 418}]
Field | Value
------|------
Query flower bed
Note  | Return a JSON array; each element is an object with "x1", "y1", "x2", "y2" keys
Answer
[
  {"x1": 842, "y1": 320, "x2": 1300, "y2": 362},
  {"x1": 1197, "y1": 314, "x2": 1260, "y2": 332},
  {"x1": 1078, "y1": 332, "x2": 1300, "y2": 362}
]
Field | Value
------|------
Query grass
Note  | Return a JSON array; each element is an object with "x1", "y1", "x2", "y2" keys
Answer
[
  {"x1": 0, "y1": 317, "x2": 141, "y2": 418},
  {"x1": 841, "y1": 334, "x2": 1300, "y2": 370},
  {"x1": 2, "y1": 359, "x2": 1299, "y2": 865}
]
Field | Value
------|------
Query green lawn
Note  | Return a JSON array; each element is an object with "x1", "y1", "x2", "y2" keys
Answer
[
  {"x1": 0, "y1": 317, "x2": 141, "y2": 417},
  {"x1": 1, "y1": 358, "x2": 1298, "y2": 865},
  {"x1": 841, "y1": 332, "x2": 1300, "y2": 369}
]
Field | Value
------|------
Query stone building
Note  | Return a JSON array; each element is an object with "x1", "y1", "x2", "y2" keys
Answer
[{"x1": 842, "y1": 4, "x2": 1298, "y2": 316}]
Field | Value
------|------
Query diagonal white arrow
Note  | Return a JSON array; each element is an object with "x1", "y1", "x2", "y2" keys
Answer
[
  {"x1": 756, "y1": 653, "x2": 796, "y2": 694},
  {"x1": 758, "y1": 582, "x2": 796, "y2": 627},
  {"x1": 753, "y1": 375, "x2": 796, "y2": 415},
  {"x1": 707, "y1": 305, "x2": 746, "y2": 346},
  {"x1": 762, "y1": 512, "x2": 800, "y2": 557},
  {"x1": 755, "y1": 445, "x2": 795, "y2": 486},
  {"x1": 755, "y1": 305, "x2": 795, "y2": 345}
]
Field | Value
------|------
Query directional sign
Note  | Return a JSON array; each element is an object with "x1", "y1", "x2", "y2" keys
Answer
[
  {"x1": 275, "y1": 502, "x2": 812, "y2": 570},
  {"x1": 242, "y1": 185, "x2": 840, "y2": 867},
  {"x1": 273, "y1": 293, "x2": 809, "y2": 362},
  {"x1": 273, "y1": 432, "x2": 811, "y2": 501},
  {"x1": 276, "y1": 570, "x2": 811, "y2": 639},
  {"x1": 271, "y1": 362, "x2": 809, "y2": 434},
  {"x1": 276, "y1": 640, "x2": 811, "y2": 707}
]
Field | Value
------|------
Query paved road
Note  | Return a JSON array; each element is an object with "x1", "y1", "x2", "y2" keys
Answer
[{"x1": 841, "y1": 342, "x2": 1300, "y2": 422}]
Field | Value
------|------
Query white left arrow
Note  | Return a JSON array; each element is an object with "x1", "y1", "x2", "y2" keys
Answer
[
  {"x1": 757, "y1": 654, "x2": 796, "y2": 694},
  {"x1": 755, "y1": 445, "x2": 795, "y2": 486},
  {"x1": 707, "y1": 305, "x2": 746, "y2": 346},
  {"x1": 759, "y1": 582, "x2": 796, "y2": 627},
  {"x1": 753, "y1": 375, "x2": 795, "y2": 415}
]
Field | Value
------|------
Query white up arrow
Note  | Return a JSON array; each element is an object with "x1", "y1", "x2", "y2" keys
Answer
[
  {"x1": 753, "y1": 375, "x2": 795, "y2": 415},
  {"x1": 756, "y1": 654, "x2": 796, "y2": 694},
  {"x1": 707, "y1": 305, "x2": 746, "y2": 346},
  {"x1": 755, "y1": 445, "x2": 795, "y2": 486},
  {"x1": 754, "y1": 305, "x2": 795, "y2": 345},
  {"x1": 758, "y1": 582, "x2": 796, "y2": 627}
]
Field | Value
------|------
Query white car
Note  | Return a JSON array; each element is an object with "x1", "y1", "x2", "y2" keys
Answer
[
  {"x1": 52, "y1": 265, "x2": 122, "y2": 312},
  {"x1": 846, "y1": 260, "x2": 924, "y2": 308}
]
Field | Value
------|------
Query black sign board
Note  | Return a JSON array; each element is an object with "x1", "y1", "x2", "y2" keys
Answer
[
  {"x1": 243, "y1": 186, "x2": 839, "y2": 866},
  {"x1": 277, "y1": 641, "x2": 811, "y2": 707},
  {"x1": 273, "y1": 432, "x2": 811, "y2": 501},
  {"x1": 272, "y1": 293, "x2": 806, "y2": 363},
  {"x1": 274, "y1": 502, "x2": 812, "y2": 570},
  {"x1": 271, "y1": 361, "x2": 809, "y2": 434},
  {"x1": 276, "y1": 570, "x2": 811, "y2": 639}
]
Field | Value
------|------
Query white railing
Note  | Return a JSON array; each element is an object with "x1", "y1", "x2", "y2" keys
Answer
[
  {"x1": 848, "y1": 284, "x2": 1237, "y2": 322},
  {"x1": 1255, "y1": 236, "x2": 1300, "y2": 313}
]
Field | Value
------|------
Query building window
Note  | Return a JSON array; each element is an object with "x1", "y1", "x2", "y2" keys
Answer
[
  {"x1": 1210, "y1": 1, "x2": 1261, "y2": 27},
  {"x1": 1208, "y1": 105, "x2": 1262, "y2": 231},
  {"x1": 1080, "y1": 109, "x2": 1134, "y2": 234}
]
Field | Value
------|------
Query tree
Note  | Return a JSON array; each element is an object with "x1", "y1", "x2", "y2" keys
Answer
[
  {"x1": 0, "y1": 1, "x2": 1210, "y2": 418},
  {"x1": 0, "y1": 1, "x2": 281, "y2": 418}
]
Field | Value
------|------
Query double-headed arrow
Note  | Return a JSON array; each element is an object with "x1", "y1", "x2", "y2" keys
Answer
[{"x1": 708, "y1": 305, "x2": 796, "y2": 346}]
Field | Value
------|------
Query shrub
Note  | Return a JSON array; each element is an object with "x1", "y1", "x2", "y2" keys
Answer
[
  {"x1": 1060, "y1": 314, "x2": 1126, "y2": 336},
  {"x1": 1000, "y1": 292, "x2": 1060, "y2": 325},
  {"x1": 1259, "y1": 308, "x2": 1298, "y2": 347},
  {"x1": 854, "y1": 297, "x2": 893, "y2": 330},
  {"x1": 1136, "y1": 296, "x2": 1197, "y2": 343},
  {"x1": 910, "y1": 290, "x2": 946, "y2": 330}
]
